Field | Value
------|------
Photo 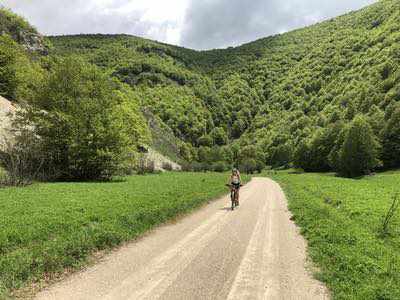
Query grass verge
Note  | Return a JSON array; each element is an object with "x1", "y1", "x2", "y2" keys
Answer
[
  {"x1": 268, "y1": 170, "x2": 400, "y2": 300},
  {"x1": 0, "y1": 172, "x2": 249, "y2": 298}
]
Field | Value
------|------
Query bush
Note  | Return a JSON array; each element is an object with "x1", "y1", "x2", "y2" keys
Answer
[
  {"x1": 212, "y1": 161, "x2": 228, "y2": 172},
  {"x1": 337, "y1": 115, "x2": 380, "y2": 178},
  {"x1": 136, "y1": 156, "x2": 156, "y2": 175},
  {"x1": 191, "y1": 161, "x2": 204, "y2": 172},
  {"x1": 0, "y1": 132, "x2": 46, "y2": 186},
  {"x1": 255, "y1": 160, "x2": 265, "y2": 173},
  {"x1": 190, "y1": 161, "x2": 213, "y2": 172},
  {"x1": 201, "y1": 162, "x2": 212, "y2": 172},
  {"x1": 162, "y1": 162, "x2": 173, "y2": 171},
  {"x1": 181, "y1": 162, "x2": 193, "y2": 172}
]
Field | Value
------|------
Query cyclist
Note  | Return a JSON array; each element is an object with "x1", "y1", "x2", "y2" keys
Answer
[{"x1": 228, "y1": 168, "x2": 242, "y2": 206}]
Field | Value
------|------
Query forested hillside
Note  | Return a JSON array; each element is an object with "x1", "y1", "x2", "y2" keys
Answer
[{"x1": 1, "y1": 0, "x2": 400, "y2": 178}]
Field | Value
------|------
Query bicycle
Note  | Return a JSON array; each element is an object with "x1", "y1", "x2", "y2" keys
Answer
[{"x1": 226, "y1": 184, "x2": 242, "y2": 210}]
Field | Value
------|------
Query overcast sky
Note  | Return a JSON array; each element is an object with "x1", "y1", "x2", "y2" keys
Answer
[{"x1": 2, "y1": 0, "x2": 376, "y2": 50}]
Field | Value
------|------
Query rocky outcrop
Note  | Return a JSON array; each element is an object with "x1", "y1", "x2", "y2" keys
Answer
[
  {"x1": 0, "y1": 95, "x2": 16, "y2": 149},
  {"x1": 0, "y1": 9, "x2": 48, "y2": 54},
  {"x1": 18, "y1": 31, "x2": 48, "y2": 54},
  {"x1": 145, "y1": 148, "x2": 182, "y2": 171}
]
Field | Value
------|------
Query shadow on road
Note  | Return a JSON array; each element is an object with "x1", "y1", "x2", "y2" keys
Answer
[{"x1": 220, "y1": 207, "x2": 234, "y2": 211}]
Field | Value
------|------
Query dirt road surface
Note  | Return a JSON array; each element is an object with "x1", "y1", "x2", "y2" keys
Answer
[{"x1": 35, "y1": 178, "x2": 329, "y2": 300}]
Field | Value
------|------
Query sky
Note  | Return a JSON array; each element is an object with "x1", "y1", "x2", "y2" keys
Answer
[{"x1": 1, "y1": 0, "x2": 377, "y2": 50}]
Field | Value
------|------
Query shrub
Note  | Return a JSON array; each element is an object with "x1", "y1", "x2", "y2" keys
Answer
[
  {"x1": 212, "y1": 161, "x2": 228, "y2": 172},
  {"x1": 255, "y1": 160, "x2": 265, "y2": 173},
  {"x1": 181, "y1": 162, "x2": 193, "y2": 172},
  {"x1": 162, "y1": 162, "x2": 173, "y2": 171},
  {"x1": 201, "y1": 162, "x2": 212, "y2": 172},
  {"x1": 191, "y1": 161, "x2": 204, "y2": 172},
  {"x1": 136, "y1": 156, "x2": 156, "y2": 175},
  {"x1": 0, "y1": 132, "x2": 46, "y2": 186}
]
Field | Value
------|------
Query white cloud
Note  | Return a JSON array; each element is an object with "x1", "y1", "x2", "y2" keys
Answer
[
  {"x1": 1, "y1": 0, "x2": 188, "y2": 44},
  {"x1": 182, "y1": 0, "x2": 377, "y2": 49},
  {"x1": 2, "y1": 0, "x2": 377, "y2": 49}
]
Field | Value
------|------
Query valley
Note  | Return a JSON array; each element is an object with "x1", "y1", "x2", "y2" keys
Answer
[{"x1": 1, "y1": 0, "x2": 400, "y2": 299}]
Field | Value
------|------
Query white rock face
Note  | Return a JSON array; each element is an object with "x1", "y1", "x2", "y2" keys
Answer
[
  {"x1": 0, "y1": 96, "x2": 16, "y2": 149},
  {"x1": 146, "y1": 148, "x2": 182, "y2": 171}
]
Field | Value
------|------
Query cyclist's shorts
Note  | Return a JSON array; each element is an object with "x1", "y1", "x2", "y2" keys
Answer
[{"x1": 232, "y1": 182, "x2": 241, "y2": 189}]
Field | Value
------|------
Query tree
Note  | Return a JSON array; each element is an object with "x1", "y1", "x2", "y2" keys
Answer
[
  {"x1": 382, "y1": 105, "x2": 400, "y2": 169},
  {"x1": 239, "y1": 158, "x2": 257, "y2": 174},
  {"x1": 210, "y1": 127, "x2": 228, "y2": 146},
  {"x1": 337, "y1": 115, "x2": 380, "y2": 178},
  {"x1": 0, "y1": 35, "x2": 18, "y2": 100},
  {"x1": 295, "y1": 124, "x2": 343, "y2": 172},
  {"x1": 293, "y1": 140, "x2": 312, "y2": 170},
  {"x1": 197, "y1": 134, "x2": 213, "y2": 147},
  {"x1": 16, "y1": 57, "x2": 149, "y2": 180}
]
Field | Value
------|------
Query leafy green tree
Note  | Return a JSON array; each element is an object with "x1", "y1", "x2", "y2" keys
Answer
[
  {"x1": 179, "y1": 143, "x2": 194, "y2": 162},
  {"x1": 197, "y1": 134, "x2": 213, "y2": 147},
  {"x1": 197, "y1": 146, "x2": 212, "y2": 163},
  {"x1": 295, "y1": 124, "x2": 343, "y2": 172},
  {"x1": 239, "y1": 158, "x2": 257, "y2": 174},
  {"x1": 293, "y1": 140, "x2": 312, "y2": 170},
  {"x1": 210, "y1": 127, "x2": 228, "y2": 146},
  {"x1": 337, "y1": 115, "x2": 380, "y2": 177},
  {"x1": 17, "y1": 57, "x2": 149, "y2": 180},
  {"x1": 270, "y1": 144, "x2": 292, "y2": 169},
  {"x1": 382, "y1": 105, "x2": 400, "y2": 169}
]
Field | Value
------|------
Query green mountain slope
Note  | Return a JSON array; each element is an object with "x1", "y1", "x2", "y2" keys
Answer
[
  {"x1": 47, "y1": 0, "x2": 400, "y2": 172},
  {"x1": 2, "y1": 0, "x2": 400, "y2": 173}
]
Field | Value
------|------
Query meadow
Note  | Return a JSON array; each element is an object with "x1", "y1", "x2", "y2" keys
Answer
[
  {"x1": 0, "y1": 172, "x2": 249, "y2": 297},
  {"x1": 270, "y1": 171, "x2": 400, "y2": 300}
]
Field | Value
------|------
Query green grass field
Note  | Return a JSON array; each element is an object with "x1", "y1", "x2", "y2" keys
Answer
[
  {"x1": 270, "y1": 171, "x2": 400, "y2": 300},
  {"x1": 0, "y1": 172, "x2": 249, "y2": 297}
]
